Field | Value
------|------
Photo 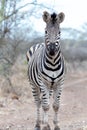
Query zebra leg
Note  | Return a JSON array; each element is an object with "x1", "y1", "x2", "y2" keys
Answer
[
  {"x1": 53, "y1": 87, "x2": 62, "y2": 130},
  {"x1": 32, "y1": 86, "x2": 41, "y2": 130},
  {"x1": 35, "y1": 105, "x2": 41, "y2": 130},
  {"x1": 41, "y1": 88, "x2": 51, "y2": 130}
]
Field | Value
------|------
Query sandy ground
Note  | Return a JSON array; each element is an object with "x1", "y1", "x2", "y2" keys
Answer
[{"x1": 0, "y1": 72, "x2": 87, "y2": 130}]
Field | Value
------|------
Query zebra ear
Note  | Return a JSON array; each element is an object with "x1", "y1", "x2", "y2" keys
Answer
[
  {"x1": 58, "y1": 12, "x2": 65, "y2": 23},
  {"x1": 43, "y1": 11, "x2": 50, "y2": 23}
]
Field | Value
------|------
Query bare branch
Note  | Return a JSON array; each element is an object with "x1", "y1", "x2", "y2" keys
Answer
[{"x1": 0, "y1": 2, "x2": 51, "y2": 22}]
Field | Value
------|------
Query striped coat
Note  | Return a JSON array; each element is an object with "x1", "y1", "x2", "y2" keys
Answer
[
  {"x1": 28, "y1": 43, "x2": 64, "y2": 89},
  {"x1": 26, "y1": 11, "x2": 65, "y2": 130}
]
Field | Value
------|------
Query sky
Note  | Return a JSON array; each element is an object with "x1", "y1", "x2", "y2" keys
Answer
[
  {"x1": 37, "y1": 0, "x2": 87, "y2": 29},
  {"x1": 21, "y1": 0, "x2": 87, "y2": 32}
]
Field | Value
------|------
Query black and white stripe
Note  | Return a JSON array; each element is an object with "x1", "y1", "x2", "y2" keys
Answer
[{"x1": 26, "y1": 11, "x2": 65, "y2": 130}]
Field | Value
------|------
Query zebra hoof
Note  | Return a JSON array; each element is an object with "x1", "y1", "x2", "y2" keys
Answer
[
  {"x1": 54, "y1": 126, "x2": 60, "y2": 130},
  {"x1": 34, "y1": 124, "x2": 41, "y2": 130},
  {"x1": 42, "y1": 124, "x2": 51, "y2": 130}
]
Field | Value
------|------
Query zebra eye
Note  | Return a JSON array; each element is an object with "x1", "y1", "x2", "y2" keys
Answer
[
  {"x1": 45, "y1": 30, "x2": 47, "y2": 34},
  {"x1": 59, "y1": 31, "x2": 61, "y2": 34}
]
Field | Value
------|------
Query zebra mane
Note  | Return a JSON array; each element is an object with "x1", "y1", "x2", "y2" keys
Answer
[{"x1": 51, "y1": 12, "x2": 57, "y2": 24}]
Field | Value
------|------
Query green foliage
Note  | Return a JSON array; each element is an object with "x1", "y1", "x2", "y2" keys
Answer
[{"x1": 0, "y1": 0, "x2": 5, "y2": 21}]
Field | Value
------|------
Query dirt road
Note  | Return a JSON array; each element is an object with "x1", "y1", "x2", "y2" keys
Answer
[{"x1": 0, "y1": 72, "x2": 87, "y2": 130}]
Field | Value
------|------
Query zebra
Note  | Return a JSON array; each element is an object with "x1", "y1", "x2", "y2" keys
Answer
[{"x1": 26, "y1": 11, "x2": 65, "y2": 130}]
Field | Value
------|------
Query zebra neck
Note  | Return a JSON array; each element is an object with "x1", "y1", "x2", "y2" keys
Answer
[{"x1": 44, "y1": 49, "x2": 61, "y2": 65}]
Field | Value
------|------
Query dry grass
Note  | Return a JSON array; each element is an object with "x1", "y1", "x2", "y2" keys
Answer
[{"x1": 0, "y1": 55, "x2": 87, "y2": 130}]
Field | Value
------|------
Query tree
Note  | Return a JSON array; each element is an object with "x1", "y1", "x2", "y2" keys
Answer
[
  {"x1": 0, "y1": 0, "x2": 5, "y2": 21},
  {"x1": 0, "y1": 0, "x2": 52, "y2": 92},
  {"x1": 0, "y1": 0, "x2": 52, "y2": 39}
]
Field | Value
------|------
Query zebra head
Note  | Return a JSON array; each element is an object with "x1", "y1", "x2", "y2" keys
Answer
[{"x1": 43, "y1": 11, "x2": 65, "y2": 56}]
